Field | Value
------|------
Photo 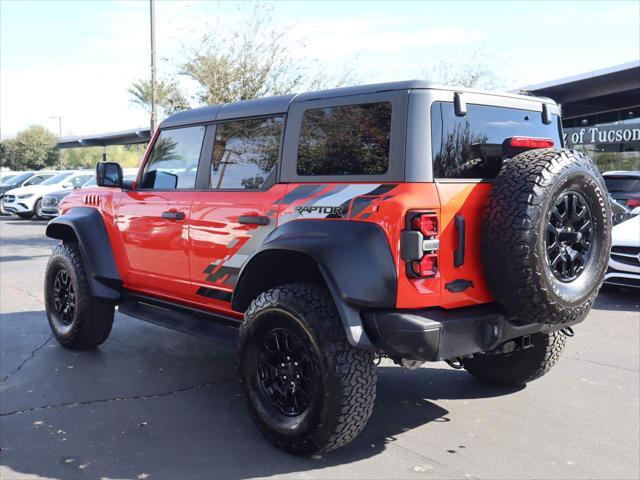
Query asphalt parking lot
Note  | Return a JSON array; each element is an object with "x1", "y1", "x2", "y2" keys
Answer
[{"x1": 0, "y1": 215, "x2": 638, "y2": 480}]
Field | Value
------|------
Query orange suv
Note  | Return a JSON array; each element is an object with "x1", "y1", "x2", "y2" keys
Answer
[{"x1": 44, "y1": 81, "x2": 612, "y2": 455}]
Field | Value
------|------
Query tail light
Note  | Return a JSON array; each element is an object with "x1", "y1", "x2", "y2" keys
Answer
[
  {"x1": 627, "y1": 198, "x2": 640, "y2": 208},
  {"x1": 401, "y1": 211, "x2": 439, "y2": 278}
]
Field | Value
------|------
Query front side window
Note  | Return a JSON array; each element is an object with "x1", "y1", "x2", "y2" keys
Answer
[
  {"x1": 431, "y1": 102, "x2": 562, "y2": 179},
  {"x1": 209, "y1": 116, "x2": 283, "y2": 190},
  {"x1": 140, "y1": 126, "x2": 205, "y2": 189},
  {"x1": 297, "y1": 102, "x2": 392, "y2": 176}
]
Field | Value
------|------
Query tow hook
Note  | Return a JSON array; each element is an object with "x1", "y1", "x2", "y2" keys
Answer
[{"x1": 561, "y1": 327, "x2": 575, "y2": 337}]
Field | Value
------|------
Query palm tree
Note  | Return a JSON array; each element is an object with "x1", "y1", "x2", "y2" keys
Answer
[{"x1": 128, "y1": 80, "x2": 189, "y2": 116}]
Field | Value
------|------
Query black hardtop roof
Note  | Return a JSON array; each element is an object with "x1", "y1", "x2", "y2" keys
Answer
[{"x1": 159, "y1": 80, "x2": 431, "y2": 129}]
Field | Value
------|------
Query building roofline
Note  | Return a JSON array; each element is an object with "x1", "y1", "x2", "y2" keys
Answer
[{"x1": 520, "y1": 61, "x2": 640, "y2": 92}]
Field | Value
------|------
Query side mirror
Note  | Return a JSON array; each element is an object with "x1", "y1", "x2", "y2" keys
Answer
[
  {"x1": 96, "y1": 162, "x2": 123, "y2": 188},
  {"x1": 62, "y1": 183, "x2": 72, "y2": 189}
]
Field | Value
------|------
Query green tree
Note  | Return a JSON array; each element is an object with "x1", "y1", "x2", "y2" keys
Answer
[
  {"x1": 0, "y1": 139, "x2": 17, "y2": 169},
  {"x1": 128, "y1": 79, "x2": 190, "y2": 117},
  {"x1": 427, "y1": 50, "x2": 503, "y2": 90},
  {"x1": 179, "y1": 4, "x2": 355, "y2": 105},
  {"x1": 128, "y1": 80, "x2": 190, "y2": 115},
  {"x1": 1, "y1": 126, "x2": 59, "y2": 170}
]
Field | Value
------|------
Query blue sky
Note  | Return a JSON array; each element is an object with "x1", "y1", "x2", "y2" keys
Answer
[{"x1": 1, "y1": 0, "x2": 639, "y2": 139}]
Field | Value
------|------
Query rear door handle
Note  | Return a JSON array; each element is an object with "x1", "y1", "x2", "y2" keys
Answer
[
  {"x1": 239, "y1": 215, "x2": 269, "y2": 226},
  {"x1": 162, "y1": 210, "x2": 185, "y2": 221}
]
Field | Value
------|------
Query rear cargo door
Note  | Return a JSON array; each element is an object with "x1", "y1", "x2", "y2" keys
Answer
[{"x1": 431, "y1": 96, "x2": 563, "y2": 308}]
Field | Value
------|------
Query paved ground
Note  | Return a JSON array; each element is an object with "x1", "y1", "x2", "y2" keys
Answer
[{"x1": 0, "y1": 215, "x2": 638, "y2": 480}]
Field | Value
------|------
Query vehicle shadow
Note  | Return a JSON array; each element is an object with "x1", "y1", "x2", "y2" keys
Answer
[
  {"x1": 594, "y1": 289, "x2": 640, "y2": 312},
  {"x1": 0, "y1": 310, "x2": 521, "y2": 480}
]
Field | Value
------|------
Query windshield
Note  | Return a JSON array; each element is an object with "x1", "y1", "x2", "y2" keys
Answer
[
  {"x1": 3, "y1": 172, "x2": 34, "y2": 186},
  {"x1": 0, "y1": 174, "x2": 17, "y2": 185},
  {"x1": 41, "y1": 172, "x2": 74, "y2": 185}
]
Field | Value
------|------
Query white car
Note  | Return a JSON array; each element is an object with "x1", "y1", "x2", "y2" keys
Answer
[
  {"x1": 605, "y1": 215, "x2": 640, "y2": 289},
  {"x1": 2, "y1": 170, "x2": 94, "y2": 219}
]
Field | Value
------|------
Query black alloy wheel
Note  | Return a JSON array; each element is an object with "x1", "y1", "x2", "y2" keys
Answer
[
  {"x1": 52, "y1": 268, "x2": 76, "y2": 325},
  {"x1": 257, "y1": 327, "x2": 316, "y2": 417},
  {"x1": 546, "y1": 191, "x2": 594, "y2": 282}
]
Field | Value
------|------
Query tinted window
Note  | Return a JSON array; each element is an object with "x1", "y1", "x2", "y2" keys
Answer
[
  {"x1": 297, "y1": 102, "x2": 392, "y2": 176},
  {"x1": 604, "y1": 177, "x2": 640, "y2": 193},
  {"x1": 431, "y1": 102, "x2": 562, "y2": 179},
  {"x1": 209, "y1": 117, "x2": 283, "y2": 190},
  {"x1": 141, "y1": 126, "x2": 205, "y2": 189}
]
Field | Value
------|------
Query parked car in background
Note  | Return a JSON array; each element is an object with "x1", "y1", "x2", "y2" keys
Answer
[
  {"x1": 0, "y1": 171, "x2": 57, "y2": 215},
  {"x1": 2, "y1": 171, "x2": 93, "y2": 219},
  {"x1": 40, "y1": 168, "x2": 137, "y2": 219},
  {"x1": 605, "y1": 215, "x2": 640, "y2": 289},
  {"x1": 603, "y1": 171, "x2": 640, "y2": 210}
]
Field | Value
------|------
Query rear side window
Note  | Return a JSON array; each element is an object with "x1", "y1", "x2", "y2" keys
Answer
[
  {"x1": 431, "y1": 102, "x2": 562, "y2": 179},
  {"x1": 140, "y1": 126, "x2": 205, "y2": 189},
  {"x1": 209, "y1": 116, "x2": 283, "y2": 190},
  {"x1": 297, "y1": 102, "x2": 391, "y2": 176}
]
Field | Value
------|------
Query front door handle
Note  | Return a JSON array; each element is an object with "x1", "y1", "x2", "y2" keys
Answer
[
  {"x1": 239, "y1": 215, "x2": 269, "y2": 226},
  {"x1": 162, "y1": 210, "x2": 185, "y2": 221}
]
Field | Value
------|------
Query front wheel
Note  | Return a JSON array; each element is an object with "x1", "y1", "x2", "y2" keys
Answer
[
  {"x1": 45, "y1": 242, "x2": 115, "y2": 349},
  {"x1": 33, "y1": 198, "x2": 44, "y2": 220},
  {"x1": 463, "y1": 331, "x2": 566, "y2": 386},
  {"x1": 238, "y1": 283, "x2": 377, "y2": 455}
]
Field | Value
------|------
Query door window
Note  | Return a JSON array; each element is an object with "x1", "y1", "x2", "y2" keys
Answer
[
  {"x1": 140, "y1": 126, "x2": 206, "y2": 189},
  {"x1": 297, "y1": 102, "x2": 392, "y2": 176},
  {"x1": 209, "y1": 116, "x2": 284, "y2": 190},
  {"x1": 431, "y1": 102, "x2": 562, "y2": 179}
]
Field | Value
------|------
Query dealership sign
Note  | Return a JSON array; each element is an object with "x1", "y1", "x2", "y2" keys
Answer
[{"x1": 564, "y1": 123, "x2": 640, "y2": 146}]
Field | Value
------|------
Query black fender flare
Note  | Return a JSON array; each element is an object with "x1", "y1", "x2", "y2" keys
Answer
[
  {"x1": 45, "y1": 207, "x2": 122, "y2": 301},
  {"x1": 232, "y1": 220, "x2": 398, "y2": 350}
]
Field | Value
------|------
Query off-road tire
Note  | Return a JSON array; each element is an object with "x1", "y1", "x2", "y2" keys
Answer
[
  {"x1": 33, "y1": 198, "x2": 44, "y2": 220},
  {"x1": 45, "y1": 242, "x2": 114, "y2": 349},
  {"x1": 463, "y1": 331, "x2": 566, "y2": 386},
  {"x1": 482, "y1": 149, "x2": 611, "y2": 325},
  {"x1": 238, "y1": 283, "x2": 376, "y2": 455}
]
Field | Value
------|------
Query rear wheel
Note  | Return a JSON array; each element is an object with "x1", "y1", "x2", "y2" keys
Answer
[
  {"x1": 45, "y1": 242, "x2": 115, "y2": 349},
  {"x1": 463, "y1": 332, "x2": 566, "y2": 386},
  {"x1": 238, "y1": 283, "x2": 376, "y2": 455}
]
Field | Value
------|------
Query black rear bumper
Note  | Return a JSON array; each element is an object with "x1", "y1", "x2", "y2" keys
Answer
[{"x1": 362, "y1": 303, "x2": 573, "y2": 361}]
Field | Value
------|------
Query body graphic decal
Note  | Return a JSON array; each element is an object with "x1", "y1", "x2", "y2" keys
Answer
[{"x1": 198, "y1": 183, "x2": 398, "y2": 296}]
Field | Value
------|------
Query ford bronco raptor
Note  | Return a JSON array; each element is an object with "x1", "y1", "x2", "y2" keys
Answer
[{"x1": 44, "y1": 81, "x2": 611, "y2": 455}]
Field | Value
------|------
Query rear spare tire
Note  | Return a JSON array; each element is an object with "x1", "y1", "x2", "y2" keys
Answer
[{"x1": 482, "y1": 149, "x2": 611, "y2": 325}]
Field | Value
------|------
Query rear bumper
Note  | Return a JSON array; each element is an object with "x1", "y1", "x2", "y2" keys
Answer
[{"x1": 362, "y1": 303, "x2": 578, "y2": 361}]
